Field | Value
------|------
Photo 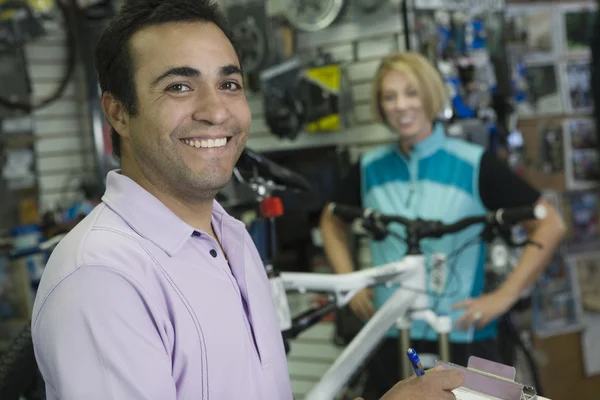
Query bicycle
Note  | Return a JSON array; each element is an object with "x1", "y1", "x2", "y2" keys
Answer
[
  {"x1": 0, "y1": 234, "x2": 65, "y2": 400},
  {"x1": 233, "y1": 149, "x2": 549, "y2": 400}
]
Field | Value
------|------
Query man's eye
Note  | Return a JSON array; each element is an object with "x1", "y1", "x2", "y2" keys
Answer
[
  {"x1": 167, "y1": 84, "x2": 191, "y2": 92},
  {"x1": 222, "y1": 81, "x2": 242, "y2": 91}
]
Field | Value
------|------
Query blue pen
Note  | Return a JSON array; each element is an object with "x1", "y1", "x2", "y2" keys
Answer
[{"x1": 406, "y1": 348, "x2": 425, "y2": 376}]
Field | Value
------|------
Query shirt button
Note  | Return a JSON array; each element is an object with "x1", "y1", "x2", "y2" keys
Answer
[{"x1": 210, "y1": 249, "x2": 218, "y2": 258}]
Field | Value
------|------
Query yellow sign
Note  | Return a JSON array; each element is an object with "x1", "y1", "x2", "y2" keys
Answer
[
  {"x1": 305, "y1": 65, "x2": 341, "y2": 93},
  {"x1": 303, "y1": 64, "x2": 343, "y2": 133},
  {"x1": 308, "y1": 115, "x2": 341, "y2": 132},
  {"x1": 0, "y1": 0, "x2": 55, "y2": 21}
]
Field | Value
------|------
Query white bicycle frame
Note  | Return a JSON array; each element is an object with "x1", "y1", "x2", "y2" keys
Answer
[{"x1": 279, "y1": 254, "x2": 452, "y2": 400}]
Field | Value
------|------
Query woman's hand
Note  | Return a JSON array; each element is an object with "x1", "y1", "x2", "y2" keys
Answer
[
  {"x1": 349, "y1": 288, "x2": 376, "y2": 321},
  {"x1": 452, "y1": 288, "x2": 517, "y2": 330}
]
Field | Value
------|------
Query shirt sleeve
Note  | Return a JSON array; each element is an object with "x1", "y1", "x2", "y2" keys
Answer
[
  {"x1": 331, "y1": 162, "x2": 362, "y2": 207},
  {"x1": 32, "y1": 265, "x2": 176, "y2": 400},
  {"x1": 478, "y1": 149, "x2": 541, "y2": 210}
]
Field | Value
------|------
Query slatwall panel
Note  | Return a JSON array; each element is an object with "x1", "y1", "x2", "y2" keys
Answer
[
  {"x1": 26, "y1": 15, "x2": 94, "y2": 213},
  {"x1": 245, "y1": 0, "x2": 410, "y2": 153},
  {"x1": 286, "y1": 322, "x2": 345, "y2": 400}
]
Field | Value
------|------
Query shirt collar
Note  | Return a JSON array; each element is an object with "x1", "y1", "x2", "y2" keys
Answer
[
  {"x1": 101, "y1": 170, "x2": 237, "y2": 256},
  {"x1": 396, "y1": 121, "x2": 446, "y2": 160}
]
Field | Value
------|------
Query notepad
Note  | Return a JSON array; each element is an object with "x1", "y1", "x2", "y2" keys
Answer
[
  {"x1": 453, "y1": 387, "x2": 504, "y2": 400},
  {"x1": 436, "y1": 356, "x2": 550, "y2": 400}
]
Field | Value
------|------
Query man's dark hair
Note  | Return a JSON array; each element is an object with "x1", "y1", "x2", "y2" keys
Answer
[{"x1": 95, "y1": 0, "x2": 237, "y2": 159}]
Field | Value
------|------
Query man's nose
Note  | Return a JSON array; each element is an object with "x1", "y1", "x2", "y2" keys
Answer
[{"x1": 192, "y1": 88, "x2": 230, "y2": 125}]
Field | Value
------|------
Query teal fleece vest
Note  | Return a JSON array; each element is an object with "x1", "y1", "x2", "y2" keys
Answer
[{"x1": 360, "y1": 123, "x2": 496, "y2": 343}]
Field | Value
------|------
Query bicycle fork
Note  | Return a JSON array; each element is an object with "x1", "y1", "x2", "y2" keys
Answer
[{"x1": 397, "y1": 313, "x2": 452, "y2": 379}]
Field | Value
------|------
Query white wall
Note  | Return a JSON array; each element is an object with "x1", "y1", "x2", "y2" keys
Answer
[{"x1": 26, "y1": 16, "x2": 95, "y2": 213}]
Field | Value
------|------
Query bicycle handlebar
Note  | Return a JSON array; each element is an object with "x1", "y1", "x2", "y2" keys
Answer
[
  {"x1": 6, "y1": 234, "x2": 66, "y2": 261},
  {"x1": 329, "y1": 203, "x2": 547, "y2": 240}
]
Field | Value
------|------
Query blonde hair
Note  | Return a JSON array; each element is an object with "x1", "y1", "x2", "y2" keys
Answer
[{"x1": 372, "y1": 51, "x2": 448, "y2": 125}]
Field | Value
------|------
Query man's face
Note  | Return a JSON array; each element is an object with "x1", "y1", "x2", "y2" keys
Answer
[{"x1": 123, "y1": 21, "x2": 250, "y2": 199}]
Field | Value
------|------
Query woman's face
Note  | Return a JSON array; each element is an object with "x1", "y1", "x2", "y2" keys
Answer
[{"x1": 379, "y1": 69, "x2": 432, "y2": 145}]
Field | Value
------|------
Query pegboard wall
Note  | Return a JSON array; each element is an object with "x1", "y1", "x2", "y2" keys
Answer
[
  {"x1": 225, "y1": 0, "x2": 410, "y2": 154},
  {"x1": 24, "y1": 16, "x2": 95, "y2": 214}
]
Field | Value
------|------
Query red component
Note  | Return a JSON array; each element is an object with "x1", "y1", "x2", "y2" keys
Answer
[{"x1": 260, "y1": 197, "x2": 284, "y2": 218}]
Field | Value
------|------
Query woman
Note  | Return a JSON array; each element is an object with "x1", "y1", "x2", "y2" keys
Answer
[{"x1": 319, "y1": 51, "x2": 565, "y2": 398}]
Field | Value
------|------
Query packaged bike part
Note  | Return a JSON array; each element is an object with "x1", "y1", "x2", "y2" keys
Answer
[
  {"x1": 430, "y1": 253, "x2": 447, "y2": 294},
  {"x1": 269, "y1": 272, "x2": 292, "y2": 331}
]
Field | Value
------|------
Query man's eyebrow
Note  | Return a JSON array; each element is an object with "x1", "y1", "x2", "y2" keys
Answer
[
  {"x1": 151, "y1": 66, "x2": 200, "y2": 87},
  {"x1": 220, "y1": 64, "x2": 243, "y2": 77}
]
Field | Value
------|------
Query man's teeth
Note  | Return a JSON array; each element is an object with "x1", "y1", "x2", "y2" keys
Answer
[
  {"x1": 400, "y1": 117, "x2": 413, "y2": 124},
  {"x1": 182, "y1": 137, "x2": 228, "y2": 148}
]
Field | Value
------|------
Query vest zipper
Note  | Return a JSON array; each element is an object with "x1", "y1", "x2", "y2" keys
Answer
[
  {"x1": 405, "y1": 183, "x2": 416, "y2": 207},
  {"x1": 406, "y1": 156, "x2": 418, "y2": 207}
]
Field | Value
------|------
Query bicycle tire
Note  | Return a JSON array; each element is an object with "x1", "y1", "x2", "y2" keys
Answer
[{"x1": 0, "y1": 323, "x2": 43, "y2": 400}]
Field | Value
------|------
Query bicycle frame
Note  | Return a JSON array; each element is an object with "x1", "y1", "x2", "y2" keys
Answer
[
  {"x1": 280, "y1": 254, "x2": 453, "y2": 400},
  {"x1": 231, "y1": 155, "x2": 546, "y2": 399}
]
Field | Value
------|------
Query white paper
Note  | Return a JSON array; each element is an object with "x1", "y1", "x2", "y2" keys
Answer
[
  {"x1": 581, "y1": 312, "x2": 600, "y2": 377},
  {"x1": 560, "y1": 60, "x2": 593, "y2": 115},
  {"x1": 532, "y1": 254, "x2": 585, "y2": 338},
  {"x1": 562, "y1": 118, "x2": 599, "y2": 191},
  {"x1": 505, "y1": 5, "x2": 559, "y2": 63},
  {"x1": 414, "y1": 0, "x2": 505, "y2": 11},
  {"x1": 573, "y1": 252, "x2": 600, "y2": 312},
  {"x1": 452, "y1": 387, "x2": 502, "y2": 400}
]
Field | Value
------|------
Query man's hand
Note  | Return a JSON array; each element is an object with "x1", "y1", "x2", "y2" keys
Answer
[
  {"x1": 349, "y1": 288, "x2": 375, "y2": 321},
  {"x1": 355, "y1": 366, "x2": 465, "y2": 400}
]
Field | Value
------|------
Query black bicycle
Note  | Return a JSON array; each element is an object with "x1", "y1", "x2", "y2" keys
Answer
[{"x1": 0, "y1": 235, "x2": 65, "y2": 400}]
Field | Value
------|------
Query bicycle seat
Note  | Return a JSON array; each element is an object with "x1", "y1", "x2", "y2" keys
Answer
[{"x1": 236, "y1": 148, "x2": 312, "y2": 193}]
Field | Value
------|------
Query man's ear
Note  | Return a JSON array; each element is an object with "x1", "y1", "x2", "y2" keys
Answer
[{"x1": 101, "y1": 92, "x2": 130, "y2": 138}]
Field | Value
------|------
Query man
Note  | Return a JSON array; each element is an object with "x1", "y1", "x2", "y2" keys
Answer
[{"x1": 30, "y1": 0, "x2": 464, "y2": 398}]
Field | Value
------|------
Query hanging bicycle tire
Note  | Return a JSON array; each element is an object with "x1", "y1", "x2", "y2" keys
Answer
[{"x1": 0, "y1": 323, "x2": 45, "y2": 400}]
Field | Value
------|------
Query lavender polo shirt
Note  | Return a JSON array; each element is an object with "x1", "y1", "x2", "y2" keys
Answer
[{"x1": 31, "y1": 170, "x2": 293, "y2": 400}]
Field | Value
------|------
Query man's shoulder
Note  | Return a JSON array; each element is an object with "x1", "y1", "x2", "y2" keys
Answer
[{"x1": 33, "y1": 204, "x2": 156, "y2": 316}]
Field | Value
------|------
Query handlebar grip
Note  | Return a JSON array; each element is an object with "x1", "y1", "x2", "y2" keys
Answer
[
  {"x1": 495, "y1": 204, "x2": 547, "y2": 225},
  {"x1": 328, "y1": 203, "x2": 370, "y2": 222}
]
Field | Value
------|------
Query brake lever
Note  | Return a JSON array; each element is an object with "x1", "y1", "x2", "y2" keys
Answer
[
  {"x1": 505, "y1": 235, "x2": 543, "y2": 250},
  {"x1": 521, "y1": 239, "x2": 543, "y2": 249},
  {"x1": 484, "y1": 224, "x2": 543, "y2": 249}
]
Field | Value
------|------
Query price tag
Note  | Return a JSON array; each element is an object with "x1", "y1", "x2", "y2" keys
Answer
[
  {"x1": 414, "y1": 0, "x2": 505, "y2": 11},
  {"x1": 430, "y1": 253, "x2": 447, "y2": 294},
  {"x1": 269, "y1": 276, "x2": 292, "y2": 331}
]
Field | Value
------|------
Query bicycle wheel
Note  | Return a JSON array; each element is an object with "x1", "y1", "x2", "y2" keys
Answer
[{"x1": 0, "y1": 323, "x2": 44, "y2": 400}]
